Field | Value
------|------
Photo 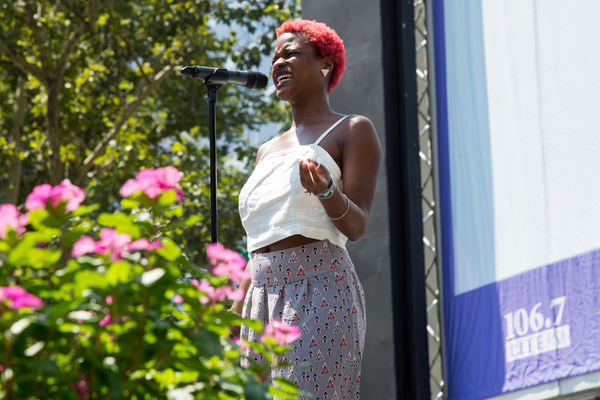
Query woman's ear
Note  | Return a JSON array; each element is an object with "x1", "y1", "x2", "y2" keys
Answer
[{"x1": 322, "y1": 58, "x2": 334, "y2": 72}]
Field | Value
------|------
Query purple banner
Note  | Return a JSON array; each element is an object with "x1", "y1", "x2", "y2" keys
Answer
[{"x1": 498, "y1": 248, "x2": 600, "y2": 392}]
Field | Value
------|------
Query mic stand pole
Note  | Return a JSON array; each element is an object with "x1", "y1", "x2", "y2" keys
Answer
[{"x1": 205, "y1": 81, "x2": 222, "y2": 244}]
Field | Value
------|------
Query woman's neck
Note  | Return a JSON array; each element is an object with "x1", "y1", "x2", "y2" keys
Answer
[{"x1": 290, "y1": 93, "x2": 336, "y2": 129}]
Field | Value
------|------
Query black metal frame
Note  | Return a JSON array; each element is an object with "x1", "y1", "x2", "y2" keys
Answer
[{"x1": 380, "y1": 0, "x2": 431, "y2": 398}]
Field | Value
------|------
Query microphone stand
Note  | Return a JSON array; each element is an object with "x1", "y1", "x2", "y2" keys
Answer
[
  {"x1": 181, "y1": 66, "x2": 267, "y2": 244},
  {"x1": 205, "y1": 80, "x2": 222, "y2": 244}
]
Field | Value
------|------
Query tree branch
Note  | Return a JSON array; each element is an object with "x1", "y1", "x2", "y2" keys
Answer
[
  {"x1": 55, "y1": 0, "x2": 97, "y2": 82},
  {"x1": 0, "y1": 42, "x2": 49, "y2": 88},
  {"x1": 7, "y1": 76, "x2": 28, "y2": 205},
  {"x1": 75, "y1": 64, "x2": 175, "y2": 186}
]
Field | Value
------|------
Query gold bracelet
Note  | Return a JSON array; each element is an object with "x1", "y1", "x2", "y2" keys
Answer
[{"x1": 329, "y1": 194, "x2": 350, "y2": 221}]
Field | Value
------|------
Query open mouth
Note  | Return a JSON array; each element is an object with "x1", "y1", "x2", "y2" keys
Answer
[{"x1": 276, "y1": 73, "x2": 292, "y2": 85}]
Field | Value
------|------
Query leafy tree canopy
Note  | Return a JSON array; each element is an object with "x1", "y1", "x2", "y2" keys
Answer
[{"x1": 0, "y1": 0, "x2": 297, "y2": 260}]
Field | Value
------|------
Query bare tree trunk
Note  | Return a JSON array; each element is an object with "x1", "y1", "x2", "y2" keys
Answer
[
  {"x1": 7, "y1": 76, "x2": 27, "y2": 205},
  {"x1": 46, "y1": 81, "x2": 64, "y2": 185}
]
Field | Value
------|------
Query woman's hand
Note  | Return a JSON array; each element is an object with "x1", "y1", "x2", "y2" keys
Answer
[{"x1": 299, "y1": 158, "x2": 331, "y2": 195}]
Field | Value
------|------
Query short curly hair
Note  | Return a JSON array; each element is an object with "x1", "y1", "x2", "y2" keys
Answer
[{"x1": 276, "y1": 20, "x2": 346, "y2": 92}]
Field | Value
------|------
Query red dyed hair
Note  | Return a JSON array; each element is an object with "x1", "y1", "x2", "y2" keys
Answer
[{"x1": 276, "y1": 20, "x2": 346, "y2": 92}]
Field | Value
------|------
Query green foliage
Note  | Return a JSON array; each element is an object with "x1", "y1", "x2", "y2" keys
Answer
[
  {"x1": 0, "y1": 179, "x2": 302, "y2": 400},
  {"x1": 0, "y1": 0, "x2": 300, "y2": 260}
]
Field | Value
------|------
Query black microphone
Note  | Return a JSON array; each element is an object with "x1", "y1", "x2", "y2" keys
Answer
[{"x1": 179, "y1": 66, "x2": 268, "y2": 89}]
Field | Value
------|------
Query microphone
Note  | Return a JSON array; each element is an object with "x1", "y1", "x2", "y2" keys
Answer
[{"x1": 179, "y1": 66, "x2": 268, "y2": 89}]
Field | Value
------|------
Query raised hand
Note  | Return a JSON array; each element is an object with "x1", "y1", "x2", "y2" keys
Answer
[{"x1": 298, "y1": 158, "x2": 332, "y2": 196}]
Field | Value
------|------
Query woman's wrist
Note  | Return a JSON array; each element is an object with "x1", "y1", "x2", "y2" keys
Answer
[
  {"x1": 316, "y1": 179, "x2": 336, "y2": 199},
  {"x1": 328, "y1": 193, "x2": 350, "y2": 221}
]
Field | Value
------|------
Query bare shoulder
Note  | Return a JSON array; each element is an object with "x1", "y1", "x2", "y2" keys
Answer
[
  {"x1": 342, "y1": 115, "x2": 381, "y2": 152},
  {"x1": 255, "y1": 136, "x2": 279, "y2": 166}
]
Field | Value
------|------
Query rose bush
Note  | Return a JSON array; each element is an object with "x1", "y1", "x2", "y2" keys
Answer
[{"x1": 0, "y1": 167, "x2": 302, "y2": 400}]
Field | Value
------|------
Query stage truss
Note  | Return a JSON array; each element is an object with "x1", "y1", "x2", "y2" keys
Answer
[{"x1": 414, "y1": 1, "x2": 446, "y2": 399}]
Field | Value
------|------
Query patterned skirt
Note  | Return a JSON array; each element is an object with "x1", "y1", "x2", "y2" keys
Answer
[{"x1": 240, "y1": 240, "x2": 367, "y2": 400}]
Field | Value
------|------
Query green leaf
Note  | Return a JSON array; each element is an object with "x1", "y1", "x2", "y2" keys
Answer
[
  {"x1": 268, "y1": 386, "x2": 297, "y2": 399},
  {"x1": 28, "y1": 209, "x2": 61, "y2": 230},
  {"x1": 64, "y1": 221, "x2": 93, "y2": 246},
  {"x1": 185, "y1": 215, "x2": 201, "y2": 227},
  {"x1": 242, "y1": 319, "x2": 264, "y2": 333},
  {"x1": 244, "y1": 383, "x2": 269, "y2": 400},
  {"x1": 121, "y1": 198, "x2": 140, "y2": 209},
  {"x1": 107, "y1": 261, "x2": 132, "y2": 285},
  {"x1": 0, "y1": 241, "x2": 11, "y2": 253},
  {"x1": 72, "y1": 203, "x2": 100, "y2": 217},
  {"x1": 98, "y1": 212, "x2": 141, "y2": 237},
  {"x1": 158, "y1": 190, "x2": 177, "y2": 206},
  {"x1": 49, "y1": 300, "x2": 83, "y2": 321},
  {"x1": 74, "y1": 270, "x2": 110, "y2": 290},
  {"x1": 156, "y1": 238, "x2": 181, "y2": 261},
  {"x1": 273, "y1": 378, "x2": 300, "y2": 394},
  {"x1": 192, "y1": 331, "x2": 224, "y2": 358},
  {"x1": 165, "y1": 205, "x2": 183, "y2": 218},
  {"x1": 32, "y1": 359, "x2": 62, "y2": 376},
  {"x1": 7, "y1": 239, "x2": 62, "y2": 268},
  {"x1": 98, "y1": 13, "x2": 110, "y2": 26}
]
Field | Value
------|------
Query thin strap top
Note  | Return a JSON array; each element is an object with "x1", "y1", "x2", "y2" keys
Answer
[{"x1": 239, "y1": 115, "x2": 350, "y2": 253}]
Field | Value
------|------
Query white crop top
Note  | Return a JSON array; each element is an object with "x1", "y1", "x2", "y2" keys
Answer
[{"x1": 239, "y1": 116, "x2": 349, "y2": 252}]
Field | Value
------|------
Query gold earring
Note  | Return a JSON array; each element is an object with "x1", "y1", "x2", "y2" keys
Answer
[{"x1": 321, "y1": 69, "x2": 330, "y2": 77}]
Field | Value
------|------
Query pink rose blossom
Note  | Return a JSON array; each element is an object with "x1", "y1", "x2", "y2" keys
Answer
[
  {"x1": 0, "y1": 204, "x2": 29, "y2": 239},
  {"x1": 25, "y1": 180, "x2": 85, "y2": 212},
  {"x1": 72, "y1": 229, "x2": 162, "y2": 261},
  {"x1": 99, "y1": 314, "x2": 111, "y2": 327},
  {"x1": 206, "y1": 243, "x2": 249, "y2": 284},
  {"x1": 0, "y1": 285, "x2": 43, "y2": 310},
  {"x1": 120, "y1": 167, "x2": 184, "y2": 202},
  {"x1": 260, "y1": 320, "x2": 301, "y2": 346}
]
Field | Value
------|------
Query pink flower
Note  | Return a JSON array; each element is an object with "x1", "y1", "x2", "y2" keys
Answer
[
  {"x1": 236, "y1": 338, "x2": 255, "y2": 353},
  {"x1": 194, "y1": 279, "x2": 216, "y2": 304},
  {"x1": 173, "y1": 294, "x2": 184, "y2": 303},
  {"x1": 25, "y1": 180, "x2": 85, "y2": 212},
  {"x1": 129, "y1": 237, "x2": 163, "y2": 251},
  {"x1": 260, "y1": 320, "x2": 301, "y2": 346},
  {"x1": 0, "y1": 285, "x2": 43, "y2": 310},
  {"x1": 72, "y1": 229, "x2": 162, "y2": 261},
  {"x1": 226, "y1": 287, "x2": 245, "y2": 301},
  {"x1": 72, "y1": 375, "x2": 89, "y2": 399},
  {"x1": 72, "y1": 236, "x2": 96, "y2": 257},
  {"x1": 192, "y1": 279, "x2": 245, "y2": 304},
  {"x1": 99, "y1": 314, "x2": 111, "y2": 327},
  {"x1": 105, "y1": 296, "x2": 113, "y2": 305},
  {"x1": 0, "y1": 364, "x2": 3, "y2": 371},
  {"x1": 24, "y1": 184, "x2": 52, "y2": 210},
  {"x1": 206, "y1": 243, "x2": 249, "y2": 284},
  {"x1": 120, "y1": 167, "x2": 184, "y2": 202},
  {"x1": 0, "y1": 204, "x2": 29, "y2": 239}
]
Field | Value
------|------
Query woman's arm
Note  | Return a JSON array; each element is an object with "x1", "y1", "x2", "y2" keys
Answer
[{"x1": 299, "y1": 115, "x2": 381, "y2": 241}]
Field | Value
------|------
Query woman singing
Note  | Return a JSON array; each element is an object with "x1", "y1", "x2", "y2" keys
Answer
[{"x1": 232, "y1": 20, "x2": 381, "y2": 399}]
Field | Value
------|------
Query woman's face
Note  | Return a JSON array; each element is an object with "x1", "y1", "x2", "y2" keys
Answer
[{"x1": 271, "y1": 32, "x2": 325, "y2": 101}]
